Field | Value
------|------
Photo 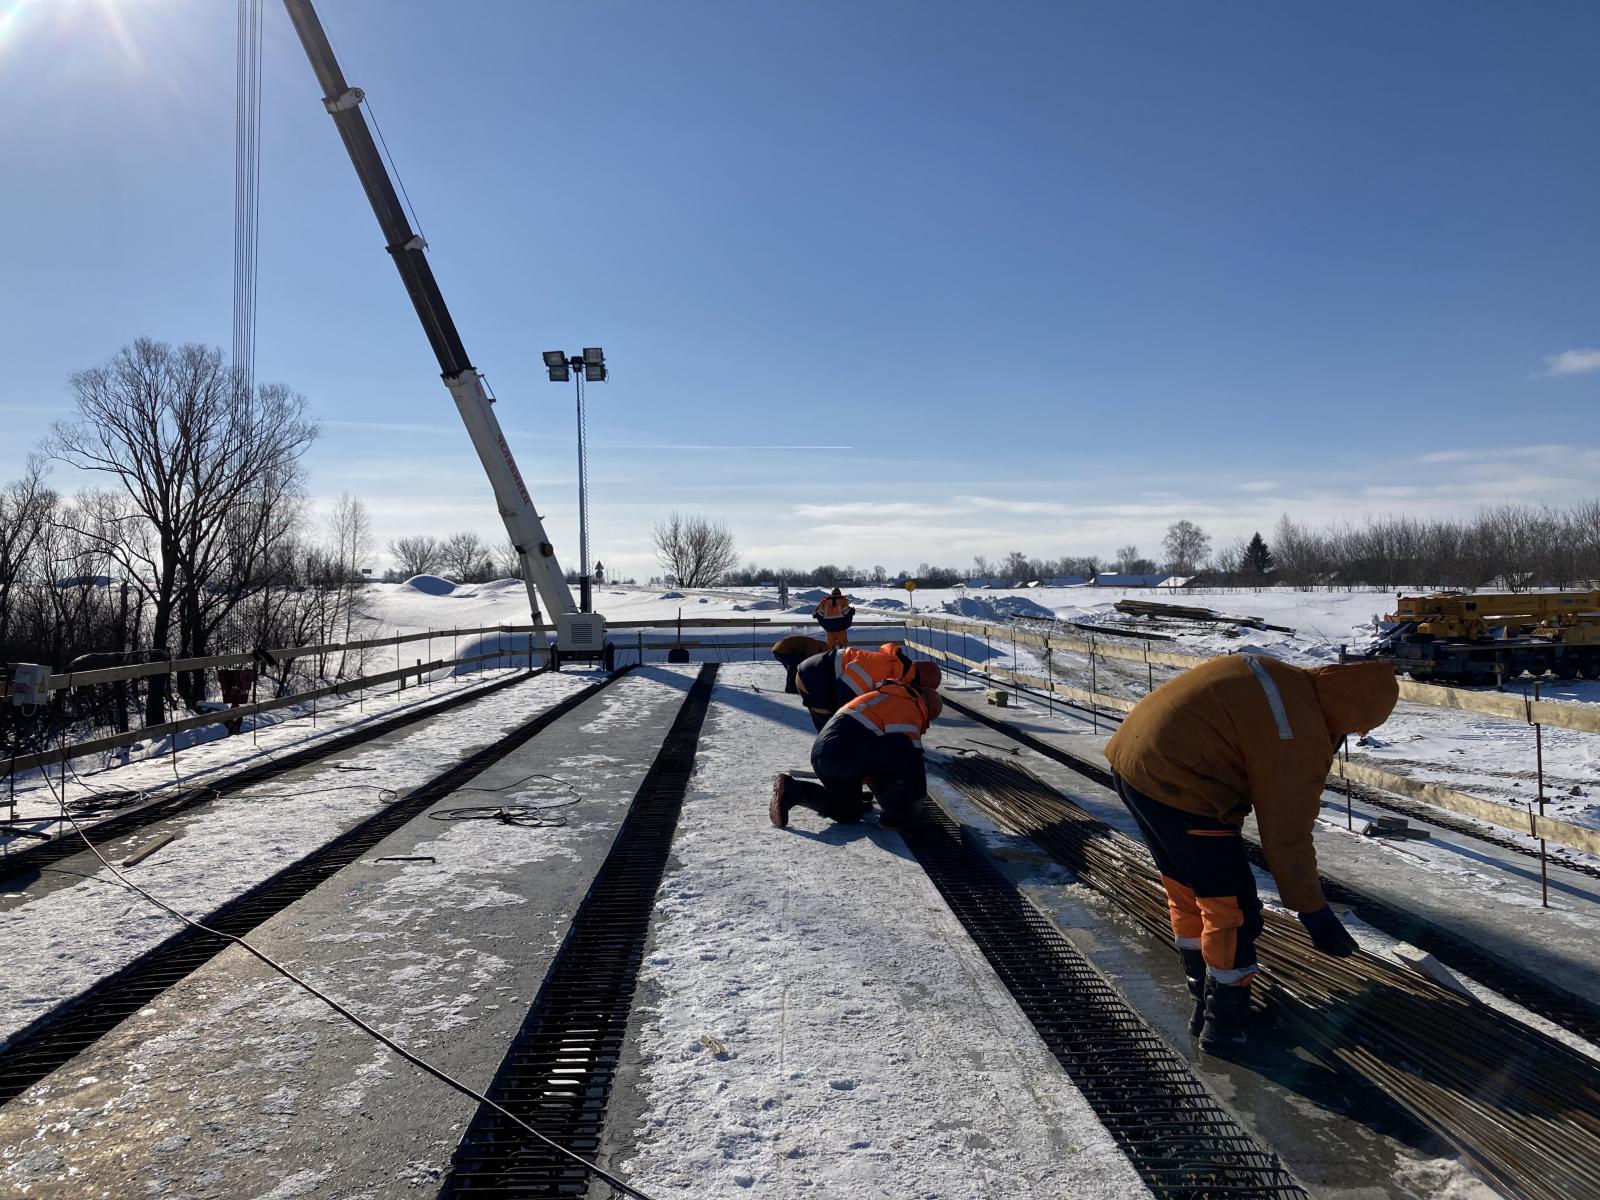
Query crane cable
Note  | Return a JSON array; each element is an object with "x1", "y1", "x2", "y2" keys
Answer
[{"x1": 233, "y1": 0, "x2": 263, "y2": 397}]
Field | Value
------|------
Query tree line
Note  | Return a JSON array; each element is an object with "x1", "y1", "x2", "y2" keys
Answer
[
  {"x1": 709, "y1": 504, "x2": 1600, "y2": 592},
  {"x1": 0, "y1": 339, "x2": 373, "y2": 728}
]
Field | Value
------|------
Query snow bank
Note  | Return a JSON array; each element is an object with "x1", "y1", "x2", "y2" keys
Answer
[
  {"x1": 402, "y1": 575, "x2": 456, "y2": 597},
  {"x1": 865, "y1": 597, "x2": 907, "y2": 610},
  {"x1": 941, "y1": 595, "x2": 1056, "y2": 620},
  {"x1": 731, "y1": 600, "x2": 781, "y2": 612}
]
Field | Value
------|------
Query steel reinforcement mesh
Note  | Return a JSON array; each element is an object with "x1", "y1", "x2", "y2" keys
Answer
[
  {"x1": 441, "y1": 663, "x2": 717, "y2": 1198},
  {"x1": 902, "y1": 807, "x2": 1307, "y2": 1200}
]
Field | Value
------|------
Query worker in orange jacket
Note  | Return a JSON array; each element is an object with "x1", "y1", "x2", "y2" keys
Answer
[
  {"x1": 794, "y1": 642, "x2": 942, "y2": 729},
  {"x1": 1104, "y1": 654, "x2": 1397, "y2": 1054},
  {"x1": 813, "y1": 587, "x2": 855, "y2": 650},
  {"x1": 771, "y1": 678, "x2": 942, "y2": 832}
]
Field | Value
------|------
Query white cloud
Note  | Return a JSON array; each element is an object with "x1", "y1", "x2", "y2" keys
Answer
[
  {"x1": 1542, "y1": 348, "x2": 1600, "y2": 377},
  {"x1": 1236, "y1": 480, "x2": 1278, "y2": 493},
  {"x1": 796, "y1": 501, "x2": 960, "y2": 519},
  {"x1": 599, "y1": 443, "x2": 853, "y2": 452}
]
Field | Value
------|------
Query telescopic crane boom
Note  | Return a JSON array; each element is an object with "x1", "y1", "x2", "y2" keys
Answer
[{"x1": 281, "y1": 0, "x2": 606, "y2": 660}]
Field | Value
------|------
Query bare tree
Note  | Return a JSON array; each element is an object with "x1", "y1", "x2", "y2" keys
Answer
[
  {"x1": 0, "y1": 457, "x2": 55, "y2": 653},
  {"x1": 652, "y1": 511, "x2": 738, "y2": 587},
  {"x1": 329, "y1": 493, "x2": 373, "y2": 583},
  {"x1": 389, "y1": 535, "x2": 443, "y2": 578},
  {"x1": 440, "y1": 531, "x2": 489, "y2": 581},
  {"x1": 1114, "y1": 544, "x2": 1141, "y2": 573},
  {"x1": 328, "y1": 492, "x2": 374, "y2": 663},
  {"x1": 497, "y1": 538, "x2": 525, "y2": 580},
  {"x1": 1161, "y1": 521, "x2": 1211, "y2": 575},
  {"x1": 49, "y1": 339, "x2": 316, "y2": 722}
]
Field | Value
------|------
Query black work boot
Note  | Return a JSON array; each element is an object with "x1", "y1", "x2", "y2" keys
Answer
[
  {"x1": 769, "y1": 774, "x2": 793, "y2": 828},
  {"x1": 1199, "y1": 979, "x2": 1253, "y2": 1056},
  {"x1": 1179, "y1": 948, "x2": 1208, "y2": 1038}
]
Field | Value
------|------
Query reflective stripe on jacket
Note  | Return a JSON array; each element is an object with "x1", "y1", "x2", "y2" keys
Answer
[
  {"x1": 816, "y1": 594, "x2": 851, "y2": 618},
  {"x1": 840, "y1": 680, "x2": 930, "y2": 744},
  {"x1": 835, "y1": 644, "x2": 912, "y2": 696}
]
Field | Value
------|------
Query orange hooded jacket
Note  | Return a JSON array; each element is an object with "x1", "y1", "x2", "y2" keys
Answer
[
  {"x1": 840, "y1": 679, "x2": 941, "y2": 743},
  {"x1": 1104, "y1": 654, "x2": 1397, "y2": 912}
]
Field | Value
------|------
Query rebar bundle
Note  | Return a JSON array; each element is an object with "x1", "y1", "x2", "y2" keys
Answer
[{"x1": 937, "y1": 753, "x2": 1600, "y2": 1200}]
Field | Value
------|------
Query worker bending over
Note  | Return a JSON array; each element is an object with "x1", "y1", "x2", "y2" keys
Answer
[
  {"x1": 794, "y1": 642, "x2": 941, "y2": 730},
  {"x1": 771, "y1": 633, "x2": 828, "y2": 694},
  {"x1": 813, "y1": 587, "x2": 855, "y2": 650},
  {"x1": 1104, "y1": 654, "x2": 1397, "y2": 1054},
  {"x1": 771, "y1": 678, "x2": 941, "y2": 832}
]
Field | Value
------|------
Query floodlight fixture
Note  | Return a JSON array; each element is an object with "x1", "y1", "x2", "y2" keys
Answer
[{"x1": 542, "y1": 345, "x2": 611, "y2": 613}]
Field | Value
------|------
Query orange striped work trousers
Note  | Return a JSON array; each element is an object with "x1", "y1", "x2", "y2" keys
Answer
[{"x1": 1112, "y1": 772, "x2": 1263, "y2": 984}]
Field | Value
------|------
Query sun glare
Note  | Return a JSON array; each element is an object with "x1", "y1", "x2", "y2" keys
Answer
[{"x1": 0, "y1": 0, "x2": 148, "y2": 67}]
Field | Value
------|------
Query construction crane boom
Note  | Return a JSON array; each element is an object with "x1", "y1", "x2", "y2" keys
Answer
[{"x1": 281, "y1": 0, "x2": 605, "y2": 659}]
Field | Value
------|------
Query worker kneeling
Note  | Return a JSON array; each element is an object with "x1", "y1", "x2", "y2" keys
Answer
[
  {"x1": 794, "y1": 642, "x2": 941, "y2": 730},
  {"x1": 1104, "y1": 654, "x2": 1397, "y2": 1056},
  {"x1": 770, "y1": 679, "x2": 942, "y2": 831}
]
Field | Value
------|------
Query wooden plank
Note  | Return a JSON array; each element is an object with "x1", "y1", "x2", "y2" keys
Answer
[{"x1": 121, "y1": 831, "x2": 177, "y2": 867}]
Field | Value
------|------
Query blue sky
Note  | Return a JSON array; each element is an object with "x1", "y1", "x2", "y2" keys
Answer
[{"x1": 2, "y1": 0, "x2": 1598, "y2": 579}]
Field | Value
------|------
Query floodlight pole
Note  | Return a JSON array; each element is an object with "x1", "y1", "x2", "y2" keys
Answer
[
  {"x1": 543, "y1": 348, "x2": 607, "y2": 614},
  {"x1": 573, "y1": 367, "x2": 591, "y2": 613}
]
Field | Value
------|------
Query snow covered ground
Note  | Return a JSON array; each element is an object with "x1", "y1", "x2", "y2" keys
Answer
[{"x1": 620, "y1": 664, "x2": 1150, "y2": 1198}]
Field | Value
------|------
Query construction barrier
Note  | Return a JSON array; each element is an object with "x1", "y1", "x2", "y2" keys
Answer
[
  {"x1": 4, "y1": 646, "x2": 528, "y2": 774},
  {"x1": 904, "y1": 623, "x2": 1600, "y2": 859},
  {"x1": 902, "y1": 614, "x2": 1600, "y2": 737}
]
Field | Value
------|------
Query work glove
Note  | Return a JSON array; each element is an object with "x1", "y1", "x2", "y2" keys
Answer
[{"x1": 1298, "y1": 905, "x2": 1358, "y2": 957}]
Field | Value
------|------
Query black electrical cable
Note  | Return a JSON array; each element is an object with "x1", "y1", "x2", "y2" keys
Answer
[
  {"x1": 431, "y1": 772, "x2": 582, "y2": 828},
  {"x1": 29, "y1": 743, "x2": 659, "y2": 1200}
]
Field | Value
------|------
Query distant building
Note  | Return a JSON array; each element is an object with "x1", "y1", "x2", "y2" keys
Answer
[{"x1": 1092, "y1": 572, "x2": 1172, "y2": 588}]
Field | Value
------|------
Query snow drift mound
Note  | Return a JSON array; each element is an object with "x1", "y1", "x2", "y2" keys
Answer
[
  {"x1": 794, "y1": 588, "x2": 828, "y2": 603},
  {"x1": 941, "y1": 595, "x2": 1056, "y2": 620},
  {"x1": 659, "y1": 591, "x2": 684, "y2": 599},
  {"x1": 732, "y1": 600, "x2": 781, "y2": 612},
  {"x1": 866, "y1": 597, "x2": 907, "y2": 610},
  {"x1": 403, "y1": 575, "x2": 457, "y2": 596}
]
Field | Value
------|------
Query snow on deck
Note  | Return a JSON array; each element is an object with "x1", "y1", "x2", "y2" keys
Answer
[
  {"x1": 0, "y1": 670, "x2": 594, "y2": 1047},
  {"x1": 619, "y1": 664, "x2": 1149, "y2": 1198}
]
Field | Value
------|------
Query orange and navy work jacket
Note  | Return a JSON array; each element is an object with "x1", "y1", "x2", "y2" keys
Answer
[
  {"x1": 835, "y1": 644, "x2": 913, "y2": 697},
  {"x1": 839, "y1": 680, "x2": 931, "y2": 744},
  {"x1": 815, "y1": 594, "x2": 851, "y2": 619}
]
